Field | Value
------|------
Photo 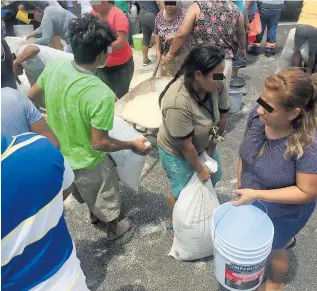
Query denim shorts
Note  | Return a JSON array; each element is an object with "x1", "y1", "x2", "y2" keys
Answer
[
  {"x1": 158, "y1": 146, "x2": 222, "y2": 199},
  {"x1": 254, "y1": 201, "x2": 316, "y2": 250}
]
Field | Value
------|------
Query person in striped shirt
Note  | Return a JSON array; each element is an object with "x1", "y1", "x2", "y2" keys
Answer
[{"x1": 1, "y1": 133, "x2": 89, "y2": 290}]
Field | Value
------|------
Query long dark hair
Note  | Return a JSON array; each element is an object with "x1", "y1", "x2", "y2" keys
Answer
[{"x1": 159, "y1": 43, "x2": 225, "y2": 106}]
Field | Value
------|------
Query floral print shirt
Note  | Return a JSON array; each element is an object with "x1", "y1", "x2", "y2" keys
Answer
[
  {"x1": 154, "y1": 8, "x2": 191, "y2": 57},
  {"x1": 193, "y1": 1, "x2": 241, "y2": 59}
]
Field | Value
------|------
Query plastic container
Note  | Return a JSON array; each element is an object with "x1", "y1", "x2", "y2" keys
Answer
[
  {"x1": 132, "y1": 33, "x2": 143, "y2": 51},
  {"x1": 13, "y1": 25, "x2": 34, "y2": 37},
  {"x1": 211, "y1": 202, "x2": 274, "y2": 291},
  {"x1": 16, "y1": 10, "x2": 31, "y2": 24},
  {"x1": 228, "y1": 76, "x2": 246, "y2": 114}
]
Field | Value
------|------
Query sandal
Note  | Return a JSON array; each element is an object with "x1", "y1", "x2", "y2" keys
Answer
[{"x1": 286, "y1": 237, "x2": 296, "y2": 249}]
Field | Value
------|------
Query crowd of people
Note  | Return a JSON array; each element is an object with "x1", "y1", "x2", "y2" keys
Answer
[{"x1": 1, "y1": 1, "x2": 317, "y2": 291}]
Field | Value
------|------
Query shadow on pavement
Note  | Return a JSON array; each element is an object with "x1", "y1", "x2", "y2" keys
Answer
[
  {"x1": 77, "y1": 237, "x2": 123, "y2": 291},
  {"x1": 116, "y1": 285, "x2": 147, "y2": 291}
]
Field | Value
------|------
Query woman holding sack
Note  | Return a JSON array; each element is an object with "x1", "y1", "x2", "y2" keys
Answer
[
  {"x1": 154, "y1": 1, "x2": 190, "y2": 77},
  {"x1": 157, "y1": 43, "x2": 230, "y2": 229},
  {"x1": 234, "y1": 69, "x2": 317, "y2": 291}
]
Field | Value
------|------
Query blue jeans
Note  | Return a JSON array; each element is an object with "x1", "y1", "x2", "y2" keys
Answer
[{"x1": 255, "y1": 9, "x2": 281, "y2": 46}]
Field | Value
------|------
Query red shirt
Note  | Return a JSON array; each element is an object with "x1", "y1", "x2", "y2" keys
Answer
[{"x1": 92, "y1": 6, "x2": 132, "y2": 67}]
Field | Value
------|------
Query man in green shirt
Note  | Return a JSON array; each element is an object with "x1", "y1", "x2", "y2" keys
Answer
[{"x1": 28, "y1": 14, "x2": 151, "y2": 240}]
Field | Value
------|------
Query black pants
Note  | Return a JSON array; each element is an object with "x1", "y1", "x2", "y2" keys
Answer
[
  {"x1": 96, "y1": 57, "x2": 134, "y2": 99},
  {"x1": 139, "y1": 9, "x2": 156, "y2": 47}
]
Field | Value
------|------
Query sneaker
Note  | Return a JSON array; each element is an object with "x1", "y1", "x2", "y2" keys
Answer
[
  {"x1": 143, "y1": 59, "x2": 152, "y2": 66},
  {"x1": 248, "y1": 46, "x2": 260, "y2": 56},
  {"x1": 265, "y1": 48, "x2": 275, "y2": 57}
]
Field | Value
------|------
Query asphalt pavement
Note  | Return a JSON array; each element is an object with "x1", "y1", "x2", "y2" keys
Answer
[{"x1": 64, "y1": 24, "x2": 317, "y2": 291}]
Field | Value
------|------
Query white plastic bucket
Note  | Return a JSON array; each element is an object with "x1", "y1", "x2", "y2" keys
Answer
[
  {"x1": 211, "y1": 202, "x2": 274, "y2": 291},
  {"x1": 13, "y1": 25, "x2": 34, "y2": 37},
  {"x1": 228, "y1": 76, "x2": 246, "y2": 114}
]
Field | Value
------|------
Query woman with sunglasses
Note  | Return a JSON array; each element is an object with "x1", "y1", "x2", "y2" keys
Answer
[
  {"x1": 157, "y1": 43, "x2": 230, "y2": 229},
  {"x1": 234, "y1": 69, "x2": 317, "y2": 291},
  {"x1": 154, "y1": 1, "x2": 191, "y2": 77}
]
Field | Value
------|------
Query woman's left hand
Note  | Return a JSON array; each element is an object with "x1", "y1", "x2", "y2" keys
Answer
[{"x1": 232, "y1": 188, "x2": 259, "y2": 206}]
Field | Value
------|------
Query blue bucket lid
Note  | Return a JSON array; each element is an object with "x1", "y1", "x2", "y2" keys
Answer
[
  {"x1": 230, "y1": 76, "x2": 246, "y2": 88},
  {"x1": 212, "y1": 202, "x2": 274, "y2": 251}
]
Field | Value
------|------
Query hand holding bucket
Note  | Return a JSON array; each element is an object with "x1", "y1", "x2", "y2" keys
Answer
[{"x1": 232, "y1": 188, "x2": 259, "y2": 206}]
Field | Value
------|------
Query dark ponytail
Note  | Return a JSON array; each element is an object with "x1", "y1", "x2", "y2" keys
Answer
[{"x1": 159, "y1": 43, "x2": 225, "y2": 107}]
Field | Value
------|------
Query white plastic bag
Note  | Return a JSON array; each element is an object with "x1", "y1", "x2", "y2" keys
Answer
[
  {"x1": 300, "y1": 40, "x2": 309, "y2": 64},
  {"x1": 109, "y1": 116, "x2": 150, "y2": 191},
  {"x1": 169, "y1": 153, "x2": 220, "y2": 261}
]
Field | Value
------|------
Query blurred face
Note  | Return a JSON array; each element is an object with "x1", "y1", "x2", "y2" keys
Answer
[
  {"x1": 195, "y1": 61, "x2": 225, "y2": 93},
  {"x1": 27, "y1": 9, "x2": 43, "y2": 22},
  {"x1": 164, "y1": 2, "x2": 178, "y2": 14},
  {"x1": 91, "y1": 1, "x2": 109, "y2": 15},
  {"x1": 256, "y1": 88, "x2": 300, "y2": 129}
]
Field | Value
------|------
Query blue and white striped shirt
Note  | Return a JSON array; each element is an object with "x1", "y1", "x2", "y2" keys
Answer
[{"x1": 1, "y1": 133, "x2": 87, "y2": 291}]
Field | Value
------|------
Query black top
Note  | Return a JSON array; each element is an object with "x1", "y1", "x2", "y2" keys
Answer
[
  {"x1": 1, "y1": 38, "x2": 17, "y2": 90},
  {"x1": 138, "y1": 1, "x2": 160, "y2": 15}
]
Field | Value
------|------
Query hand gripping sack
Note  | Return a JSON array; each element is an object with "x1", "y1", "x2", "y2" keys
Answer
[
  {"x1": 169, "y1": 153, "x2": 220, "y2": 261},
  {"x1": 109, "y1": 116, "x2": 149, "y2": 191}
]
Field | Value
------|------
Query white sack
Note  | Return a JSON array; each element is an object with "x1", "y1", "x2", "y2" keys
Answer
[
  {"x1": 169, "y1": 152, "x2": 220, "y2": 261},
  {"x1": 109, "y1": 116, "x2": 149, "y2": 191}
]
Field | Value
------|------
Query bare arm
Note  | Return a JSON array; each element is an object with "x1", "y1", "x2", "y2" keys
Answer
[
  {"x1": 28, "y1": 83, "x2": 44, "y2": 108},
  {"x1": 236, "y1": 12, "x2": 246, "y2": 51},
  {"x1": 13, "y1": 45, "x2": 40, "y2": 73},
  {"x1": 218, "y1": 112, "x2": 228, "y2": 136},
  {"x1": 111, "y1": 31, "x2": 127, "y2": 52},
  {"x1": 167, "y1": 3, "x2": 198, "y2": 56},
  {"x1": 257, "y1": 173, "x2": 317, "y2": 204},
  {"x1": 244, "y1": 0, "x2": 253, "y2": 32},
  {"x1": 91, "y1": 127, "x2": 151, "y2": 155},
  {"x1": 237, "y1": 158, "x2": 242, "y2": 188},
  {"x1": 234, "y1": 172, "x2": 317, "y2": 205},
  {"x1": 30, "y1": 118, "x2": 60, "y2": 148},
  {"x1": 180, "y1": 136, "x2": 206, "y2": 173},
  {"x1": 72, "y1": 0, "x2": 81, "y2": 17},
  {"x1": 154, "y1": 33, "x2": 161, "y2": 57}
]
